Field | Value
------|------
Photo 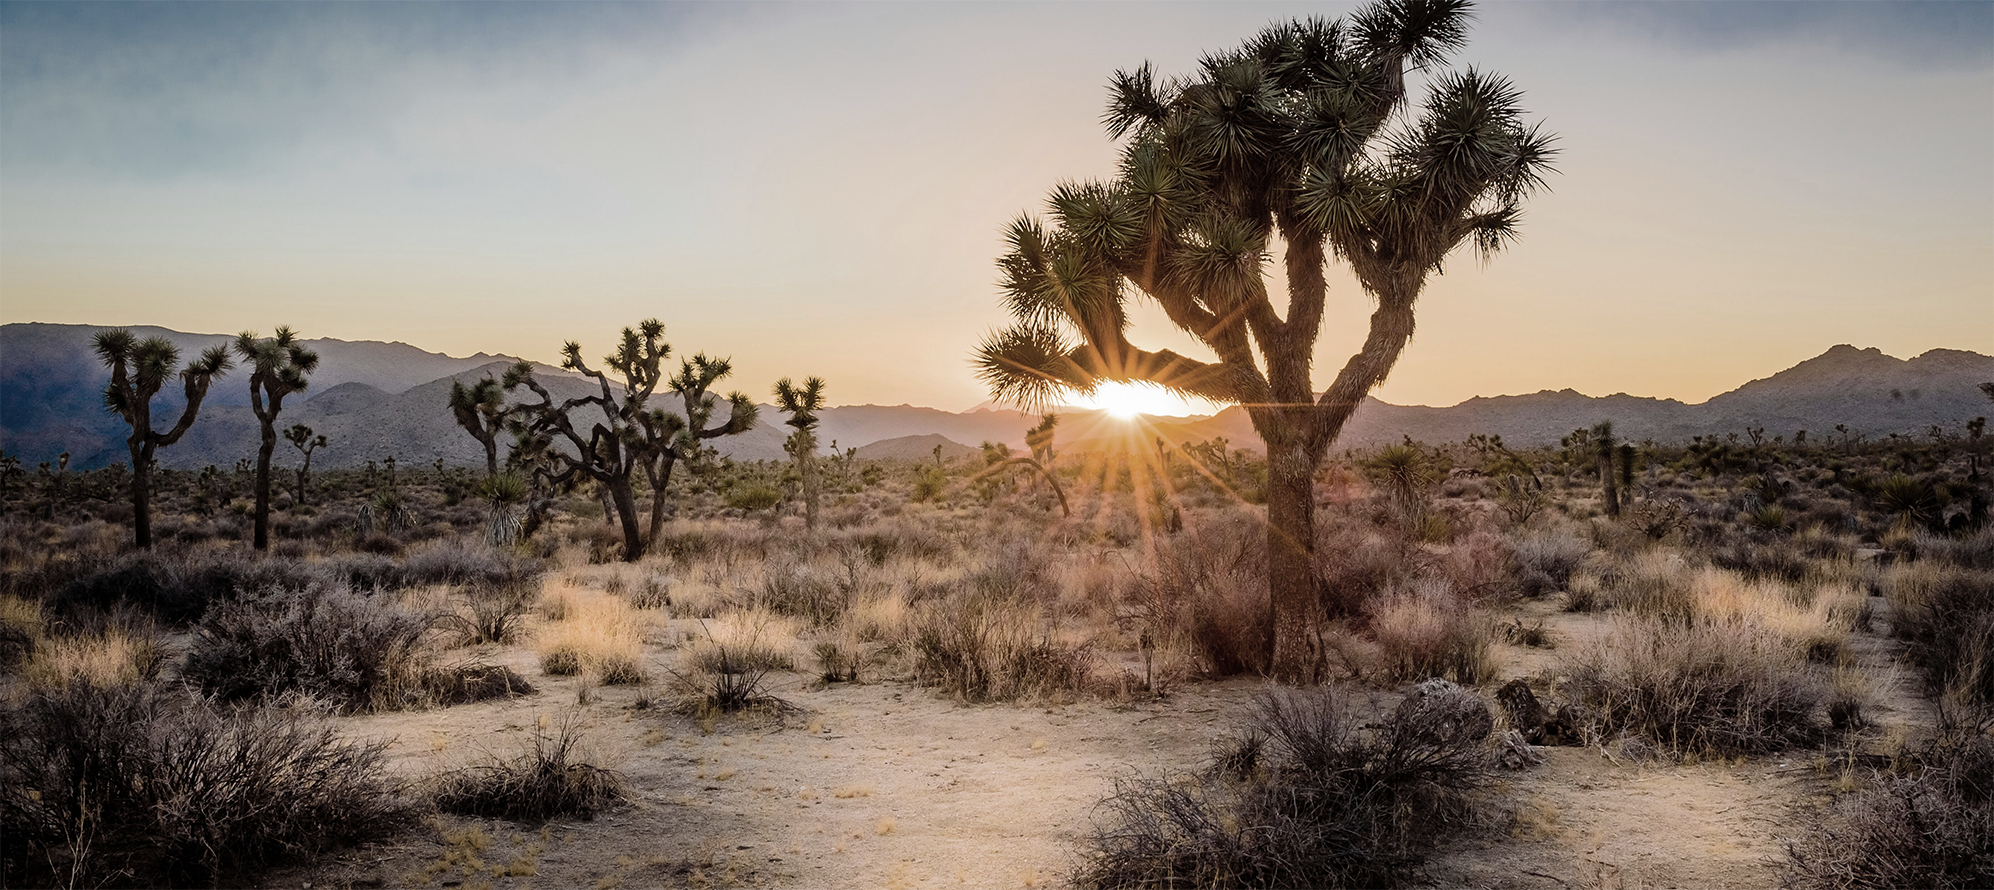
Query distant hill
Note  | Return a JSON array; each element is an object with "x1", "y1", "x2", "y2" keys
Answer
[{"x1": 3, "y1": 322, "x2": 1988, "y2": 469}]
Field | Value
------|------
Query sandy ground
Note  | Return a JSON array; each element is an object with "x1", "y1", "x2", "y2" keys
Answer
[{"x1": 269, "y1": 593, "x2": 1929, "y2": 890}]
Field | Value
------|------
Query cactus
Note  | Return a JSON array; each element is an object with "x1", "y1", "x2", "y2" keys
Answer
[
  {"x1": 93, "y1": 329, "x2": 233, "y2": 549},
  {"x1": 234, "y1": 328, "x2": 319, "y2": 551}
]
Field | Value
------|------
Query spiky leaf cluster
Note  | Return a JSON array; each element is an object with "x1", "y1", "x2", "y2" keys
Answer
[{"x1": 975, "y1": 0, "x2": 1555, "y2": 414}]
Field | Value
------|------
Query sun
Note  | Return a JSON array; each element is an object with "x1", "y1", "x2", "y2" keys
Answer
[{"x1": 1065, "y1": 382, "x2": 1221, "y2": 419}]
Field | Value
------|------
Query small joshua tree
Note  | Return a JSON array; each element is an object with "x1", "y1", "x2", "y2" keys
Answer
[
  {"x1": 235, "y1": 328, "x2": 320, "y2": 550},
  {"x1": 1592, "y1": 420, "x2": 1620, "y2": 518},
  {"x1": 449, "y1": 375, "x2": 513, "y2": 477},
  {"x1": 94, "y1": 330, "x2": 232, "y2": 549},
  {"x1": 284, "y1": 423, "x2": 327, "y2": 506},
  {"x1": 774, "y1": 376, "x2": 827, "y2": 530},
  {"x1": 650, "y1": 354, "x2": 759, "y2": 539}
]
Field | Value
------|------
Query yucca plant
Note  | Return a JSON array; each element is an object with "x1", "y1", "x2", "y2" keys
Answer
[
  {"x1": 93, "y1": 330, "x2": 233, "y2": 549},
  {"x1": 971, "y1": 0, "x2": 1555, "y2": 678}
]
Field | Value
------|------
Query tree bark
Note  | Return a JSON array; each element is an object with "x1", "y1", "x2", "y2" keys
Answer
[
  {"x1": 253, "y1": 419, "x2": 277, "y2": 550},
  {"x1": 608, "y1": 476, "x2": 643, "y2": 562},
  {"x1": 1265, "y1": 436, "x2": 1320, "y2": 681},
  {"x1": 131, "y1": 450, "x2": 153, "y2": 550},
  {"x1": 1599, "y1": 453, "x2": 1619, "y2": 518}
]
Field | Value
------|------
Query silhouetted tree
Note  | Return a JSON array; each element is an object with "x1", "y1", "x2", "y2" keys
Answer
[
  {"x1": 972, "y1": 0, "x2": 1554, "y2": 678},
  {"x1": 506, "y1": 320, "x2": 755, "y2": 561},
  {"x1": 234, "y1": 328, "x2": 319, "y2": 550},
  {"x1": 283, "y1": 423, "x2": 327, "y2": 506},
  {"x1": 774, "y1": 376, "x2": 827, "y2": 530},
  {"x1": 648, "y1": 355, "x2": 758, "y2": 540},
  {"x1": 449, "y1": 375, "x2": 513, "y2": 477},
  {"x1": 1592, "y1": 420, "x2": 1620, "y2": 518},
  {"x1": 93, "y1": 330, "x2": 232, "y2": 548}
]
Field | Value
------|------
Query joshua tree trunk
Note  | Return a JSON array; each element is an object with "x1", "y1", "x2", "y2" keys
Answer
[
  {"x1": 254, "y1": 423, "x2": 277, "y2": 550},
  {"x1": 131, "y1": 450, "x2": 154, "y2": 549},
  {"x1": 607, "y1": 476, "x2": 643, "y2": 562},
  {"x1": 1264, "y1": 435, "x2": 1319, "y2": 677},
  {"x1": 644, "y1": 459, "x2": 671, "y2": 543},
  {"x1": 801, "y1": 449, "x2": 820, "y2": 531}
]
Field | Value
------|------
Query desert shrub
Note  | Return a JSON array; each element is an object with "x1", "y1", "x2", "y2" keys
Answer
[
  {"x1": 423, "y1": 661, "x2": 536, "y2": 705},
  {"x1": 1710, "y1": 539, "x2": 1811, "y2": 584},
  {"x1": 1315, "y1": 518, "x2": 1416, "y2": 616},
  {"x1": 815, "y1": 637, "x2": 865, "y2": 682},
  {"x1": 1564, "y1": 614, "x2": 1829, "y2": 755},
  {"x1": 748, "y1": 556, "x2": 850, "y2": 627},
  {"x1": 432, "y1": 714, "x2": 625, "y2": 822},
  {"x1": 1126, "y1": 514, "x2": 1270, "y2": 676},
  {"x1": 399, "y1": 538, "x2": 542, "y2": 589},
  {"x1": 1784, "y1": 727, "x2": 1994, "y2": 889},
  {"x1": 1508, "y1": 530, "x2": 1590, "y2": 597},
  {"x1": 1920, "y1": 526, "x2": 1994, "y2": 571},
  {"x1": 1609, "y1": 549, "x2": 1697, "y2": 622},
  {"x1": 317, "y1": 551, "x2": 402, "y2": 591},
  {"x1": 183, "y1": 586, "x2": 431, "y2": 712},
  {"x1": 458, "y1": 577, "x2": 540, "y2": 645},
  {"x1": 910, "y1": 593, "x2": 1095, "y2": 702},
  {"x1": 1887, "y1": 563, "x2": 1994, "y2": 708},
  {"x1": 1438, "y1": 529, "x2": 1516, "y2": 601},
  {"x1": 672, "y1": 611, "x2": 799, "y2": 714},
  {"x1": 1366, "y1": 581, "x2": 1498, "y2": 685},
  {"x1": 1077, "y1": 683, "x2": 1494, "y2": 889},
  {"x1": 0, "y1": 681, "x2": 417, "y2": 888}
]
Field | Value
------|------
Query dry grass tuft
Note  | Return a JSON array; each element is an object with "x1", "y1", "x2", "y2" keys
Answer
[{"x1": 537, "y1": 588, "x2": 647, "y2": 685}]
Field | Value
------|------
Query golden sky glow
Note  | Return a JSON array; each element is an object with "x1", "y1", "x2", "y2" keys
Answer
[{"x1": 2, "y1": 2, "x2": 1989, "y2": 413}]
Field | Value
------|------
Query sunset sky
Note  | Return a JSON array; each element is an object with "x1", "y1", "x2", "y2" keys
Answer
[{"x1": 3, "y1": 1, "x2": 1989, "y2": 415}]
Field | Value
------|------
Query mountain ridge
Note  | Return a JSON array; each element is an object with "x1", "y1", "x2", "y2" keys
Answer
[{"x1": 4, "y1": 324, "x2": 1989, "y2": 469}]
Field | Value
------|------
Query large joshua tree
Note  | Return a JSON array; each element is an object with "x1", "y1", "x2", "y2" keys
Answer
[
  {"x1": 506, "y1": 321, "x2": 756, "y2": 561},
  {"x1": 93, "y1": 330, "x2": 233, "y2": 549},
  {"x1": 235, "y1": 327, "x2": 319, "y2": 551},
  {"x1": 973, "y1": 0, "x2": 1555, "y2": 679},
  {"x1": 774, "y1": 376, "x2": 827, "y2": 530}
]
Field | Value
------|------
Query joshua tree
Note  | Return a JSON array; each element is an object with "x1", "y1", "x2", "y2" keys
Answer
[
  {"x1": 971, "y1": 414, "x2": 1071, "y2": 518},
  {"x1": 649, "y1": 354, "x2": 759, "y2": 539},
  {"x1": 774, "y1": 376, "x2": 828, "y2": 530},
  {"x1": 283, "y1": 423, "x2": 327, "y2": 506},
  {"x1": 94, "y1": 330, "x2": 233, "y2": 548},
  {"x1": 234, "y1": 327, "x2": 320, "y2": 550},
  {"x1": 506, "y1": 320, "x2": 756, "y2": 561},
  {"x1": 1592, "y1": 420, "x2": 1620, "y2": 518},
  {"x1": 972, "y1": 0, "x2": 1554, "y2": 678},
  {"x1": 448, "y1": 374, "x2": 514, "y2": 477}
]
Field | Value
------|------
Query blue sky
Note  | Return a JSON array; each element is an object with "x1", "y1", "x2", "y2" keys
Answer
[{"x1": 3, "y1": 1, "x2": 1989, "y2": 412}]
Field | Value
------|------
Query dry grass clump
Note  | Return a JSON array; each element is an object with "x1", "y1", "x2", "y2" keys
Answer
[
  {"x1": 21, "y1": 623, "x2": 164, "y2": 690},
  {"x1": 536, "y1": 588, "x2": 646, "y2": 684},
  {"x1": 1077, "y1": 683, "x2": 1495, "y2": 889},
  {"x1": 0, "y1": 681, "x2": 417, "y2": 888},
  {"x1": 1366, "y1": 581, "x2": 1499, "y2": 685},
  {"x1": 182, "y1": 586, "x2": 431, "y2": 712},
  {"x1": 1564, "y1": 613, "x2": 1831, "y2": 755},
  {"x1": 1784, "y1": 723, "x2": 1994, "y2": 890},
  {"x1": 432, "y1": 713, "x2": 626, "y2": 822},
  {"x1": 0, "y1": 593, "x2": 41, "y2": 670}
]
